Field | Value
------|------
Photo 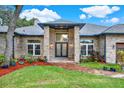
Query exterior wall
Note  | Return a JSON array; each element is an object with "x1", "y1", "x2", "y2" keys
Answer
[
  {"x1": 49, "y1": 28, "x2": 74, "y2": 60},
  {"x1": 106, "y1": 35, "x2": 124, "y2": 64},
  {"x1": 14, "y1": 36, "x2": 44, "y2": 58},
  {"x1": 74, "y1": 26, "x2": 80, "y2": 63},
  {"x1": 49, "y1": 28, "x2": 55, "y2": 60},
  {"x1": 0, "y1": 34, "x2": 6, "y2": 54},
  {"x1": 80, "y1": 36, "x2": 100, "y2": 52},
  {"x1": 43, "y1": 26, "x2": 50, "y2": 60},
  {"x1": 99, "y1": 35, "x2": 105, "y2": 56},
  {"x1": 68, "y1": 28, "x2": 74, "y2": 59}
]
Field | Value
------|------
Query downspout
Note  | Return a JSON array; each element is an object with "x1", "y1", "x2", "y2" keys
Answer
[
  {"x1": 12, "y1": 35, "x2": 15, "y2": 58},
  {"x1": 104, "y1": 34, "x2": 106, "y2": 63}
]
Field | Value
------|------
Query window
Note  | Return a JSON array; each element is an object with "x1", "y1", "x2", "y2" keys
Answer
[
  {"x1": 56, "y1": 33, "x2": 68, "y2": 42},
  {"x1": 80, "y1": 40, "x2": 94, "y2": 56},
  {"x1": 27, "y1": 40, "x2": 41, "y2": 56}
]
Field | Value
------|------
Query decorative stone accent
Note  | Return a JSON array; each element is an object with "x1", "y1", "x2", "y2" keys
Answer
[
  {"x1": 14, "y1": 36, "x2": 44, "y2": 58},
  {"x1": 0, "y1": 34, "x2": 6, "y2": 54},
  {"x1": 74, "y1": 26, "x2": 80, "y2": 63},
  {"x1": 43, "y1": 26, "x2": 50, "y2": 60},
  {"x1": 106, "y1": 35, "x2": 124, "y2": 64}
]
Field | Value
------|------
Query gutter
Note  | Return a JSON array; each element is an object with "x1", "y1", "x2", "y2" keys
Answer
[{"x1": 104, "y1": 34, "x2": 106, "y2": 62}]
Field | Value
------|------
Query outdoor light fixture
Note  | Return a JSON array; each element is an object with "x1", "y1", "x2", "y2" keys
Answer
[
  {"x1": 112, "y1": 45, "x2": 115, "y2": 49},
  {"x1": 69, "y1": 44, "x2": 73, "y2": 47},
  {"x1": 50, "y1": 43, "x2": 54, "y2": 48}
]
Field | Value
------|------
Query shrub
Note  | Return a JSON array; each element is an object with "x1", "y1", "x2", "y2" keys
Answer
[
  {"x1": 24, "y1": 55, "x2": 37, "y2": 64},
  {"x1": 117, "y1": 50, "x2": 124, "y2": 64},
  {"x1": 0, "y1": 54, "x2": 5, "y2": 66},
  {"x1": 80, "y1": 56, "x2": 98, "y2": 63},
  {"x1": 37, "y1": 57, "x2": 45, "y2": 62},
  {"x1": 10, "y1": 58, "x2": 18, "y2": 66}
]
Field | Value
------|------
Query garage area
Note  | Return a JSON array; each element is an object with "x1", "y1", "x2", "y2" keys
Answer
[{"x1": 116, "y1": 43, "x2": 124, "y2": 64}]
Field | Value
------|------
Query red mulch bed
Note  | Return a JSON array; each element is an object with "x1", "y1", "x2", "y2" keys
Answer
[{"x1": 0, "y1": 61, "x2": 52, "y2": 77}]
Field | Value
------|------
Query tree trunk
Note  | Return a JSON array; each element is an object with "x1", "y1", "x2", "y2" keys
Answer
[{"x1": 4, "y1": 5, "x2": 23, "y2": 65}]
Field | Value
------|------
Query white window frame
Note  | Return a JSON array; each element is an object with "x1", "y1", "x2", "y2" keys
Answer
[
  {"x1": 81, "y1": 43, "x2": 94, "y2": 56},
  {"x1": 27, "y1": 43, "x2": 41, "y2": 56}
]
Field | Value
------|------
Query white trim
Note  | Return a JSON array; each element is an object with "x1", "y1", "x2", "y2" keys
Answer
[
  {"x1": 27, "y1": 43, "x2": 41, "y2": 56},
  {"x1": 80, "y1": 43, "x2": 94, "y2": 56}
]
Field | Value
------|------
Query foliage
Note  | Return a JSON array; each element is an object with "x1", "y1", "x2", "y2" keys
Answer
[
  {"x1": 80, "y1": 56, "x2": 98, "y2": 63},
  {"x1": 80, "y1": 62, "x2": 122, "y2": 72},
  {"x1": 37, "y1": 57, "x2": 45, "y2": 62},
  {"x1": 18, "y1": 55, "x2": 25, "y2": 65},
  {"x1": 0, "y1": 54, "x2": 5, "y2": 65},
  {"x1": 0, "y1": 66, "x2": 124, "y2": 88},
  {"x1": 0, "y1": 9, "x2": 34, "y2": 27},
  {"x1": 16, "y1": 18, "x2": 34, "y2": 27},
  {"x1": 24, "y1": 55, "x2": 37, "y2": 64},
  {"x1": 10, "y1": 58, "x2": 18, "y2": 66},
  {"x1": 117, "y1": 50, "x2": 124, "y2": 64},
  {"x1": 0, "y1": 10, "x2": 13, "y2": 26}
]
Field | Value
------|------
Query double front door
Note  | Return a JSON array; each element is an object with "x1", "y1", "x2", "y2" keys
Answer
[{"x1": 55, "y1": 42, "x2": 68, "y2": 57}]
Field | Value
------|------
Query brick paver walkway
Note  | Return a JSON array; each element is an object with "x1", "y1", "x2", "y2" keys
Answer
[{"x1": 51, "y1": 63, "x2": 124, "y2": 78}]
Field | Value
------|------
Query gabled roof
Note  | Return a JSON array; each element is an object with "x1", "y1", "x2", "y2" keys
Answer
[
  {"x1": 80, "y1": 23, "x2": 108, "y2": 36},
  {"x1": 15, "y1": 25, "x2": 44, "y2": 36},
  {"x1": 103, "y1": 24, "x2": 124, "y2": 34}
]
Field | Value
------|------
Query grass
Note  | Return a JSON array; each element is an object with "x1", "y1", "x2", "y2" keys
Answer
[
  {"x1": 80, "y1": 62, "x2": 122, "y2": 72},
  {"x1": 0, "y1": 66, "x2": 124, "y2": 88}
]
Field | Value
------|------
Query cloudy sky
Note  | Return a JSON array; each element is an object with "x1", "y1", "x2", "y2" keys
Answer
[{"x1": 20, "y1": 5, "x2": 124, "y2": 26}]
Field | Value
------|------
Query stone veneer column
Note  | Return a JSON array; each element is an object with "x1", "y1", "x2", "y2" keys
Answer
[
  {"x1": 43, "y1": 26, "x2": 50, "y2": 61},
  {"x1": 74, "y1": 26, "x2": 80, "y2": 63}
]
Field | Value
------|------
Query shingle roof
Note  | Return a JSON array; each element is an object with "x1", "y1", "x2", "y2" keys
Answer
[
  {"x1": 44, "y1": 19, "x2": 76, "y2": 24},
  {"x1": 0, "y1": 25, "x2": 44, "y2": 36},
  {"x1": 103, "y1": 24, "x2": 124, "y2": 34},
  {"x1": 2, "y1": 23, "x2": 124, "y2": 36},
  {"x1": 15, "y1": 25, "x2": 44, "y2": 36},
  {"x1": 80, "y1": 23, "x2": 108, "y2": 36}
]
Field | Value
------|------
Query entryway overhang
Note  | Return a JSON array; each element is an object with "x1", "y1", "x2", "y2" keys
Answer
[{"x1": 38, "y1": 19, "x2": 85, "y2": 29}]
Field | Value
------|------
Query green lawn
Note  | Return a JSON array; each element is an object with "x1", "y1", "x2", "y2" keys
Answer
[
  {"x1": 80, "y1": 62, "x2": 122, "y2": 72},
  {"x1": 0, "y1": 66, "x2": 124, "y2": 88}
]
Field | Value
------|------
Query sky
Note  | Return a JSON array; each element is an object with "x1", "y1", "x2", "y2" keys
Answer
[{"x1": 20, "y1": 5, "x2": 124, "y2": 26}]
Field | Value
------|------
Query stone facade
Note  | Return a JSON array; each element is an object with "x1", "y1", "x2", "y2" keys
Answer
[
  {"x1": 49, "y1": 28, "x2": 74, "y2": 61},
  {"x1": 74, "y1": 26, "x2": 80, "y2": 63},
  {"x1": 0, "y1": 34, "x2": 6, "y2": 54},
  {"x1": 1, "y1": 27, "x2": 124, "y2": 64},
  {"x1": 106, "y1": 35, "x2": 124, "y2": 64},
  {"x1": 99, "y1": 35, "x2": 105, "y2": 56},
  {"x1": 43, "y1": 26, "x2": 50, "y2": 60},
  {"x1": 80, "y1": 35, "x2": 105, "y2": 59},
  {"x1": 80, "y1": 36, "x2": 100, "y2": 52},
  {"x1": 14, "y1": 36, "x2": 44, "y2": 58}
]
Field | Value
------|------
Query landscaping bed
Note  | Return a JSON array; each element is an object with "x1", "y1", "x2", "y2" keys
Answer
[
  {"x1": 0, "y1": 61, "x2": 51, "y2": 77},
  {"x1": 80, "y1": 62, "x2": 122, "y2": 72}
]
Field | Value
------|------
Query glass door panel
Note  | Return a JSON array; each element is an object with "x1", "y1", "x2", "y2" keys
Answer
[
  {"x1": 62, "y1": 43, "x2": 67, "y2": 57},
  {"x1": 56, "y1": 43, "x2": 61, "y2": 57}
]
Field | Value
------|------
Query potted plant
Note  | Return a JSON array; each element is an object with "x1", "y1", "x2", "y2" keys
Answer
[
  {"x1": 10, "y1": 58, "x2": 17, "y2": 66},
  {"x1": 18, "y1": 55, "x2": 25, "y2": 65}
]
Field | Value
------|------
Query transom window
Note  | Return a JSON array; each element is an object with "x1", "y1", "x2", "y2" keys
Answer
[
  {"x1": 27, "y1": 40, "x2": 41, "y2": 56},
  {"x1": 56, "y1": 33, "x2": 68, "y2": 42},
  {"x1": 80, "y1": 40, "x2": 94, "y2": 56}
]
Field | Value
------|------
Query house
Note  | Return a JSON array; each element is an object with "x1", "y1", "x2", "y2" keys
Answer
[{"x1": 0, "y1": 19, "x2": 124, "y2": 64}]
